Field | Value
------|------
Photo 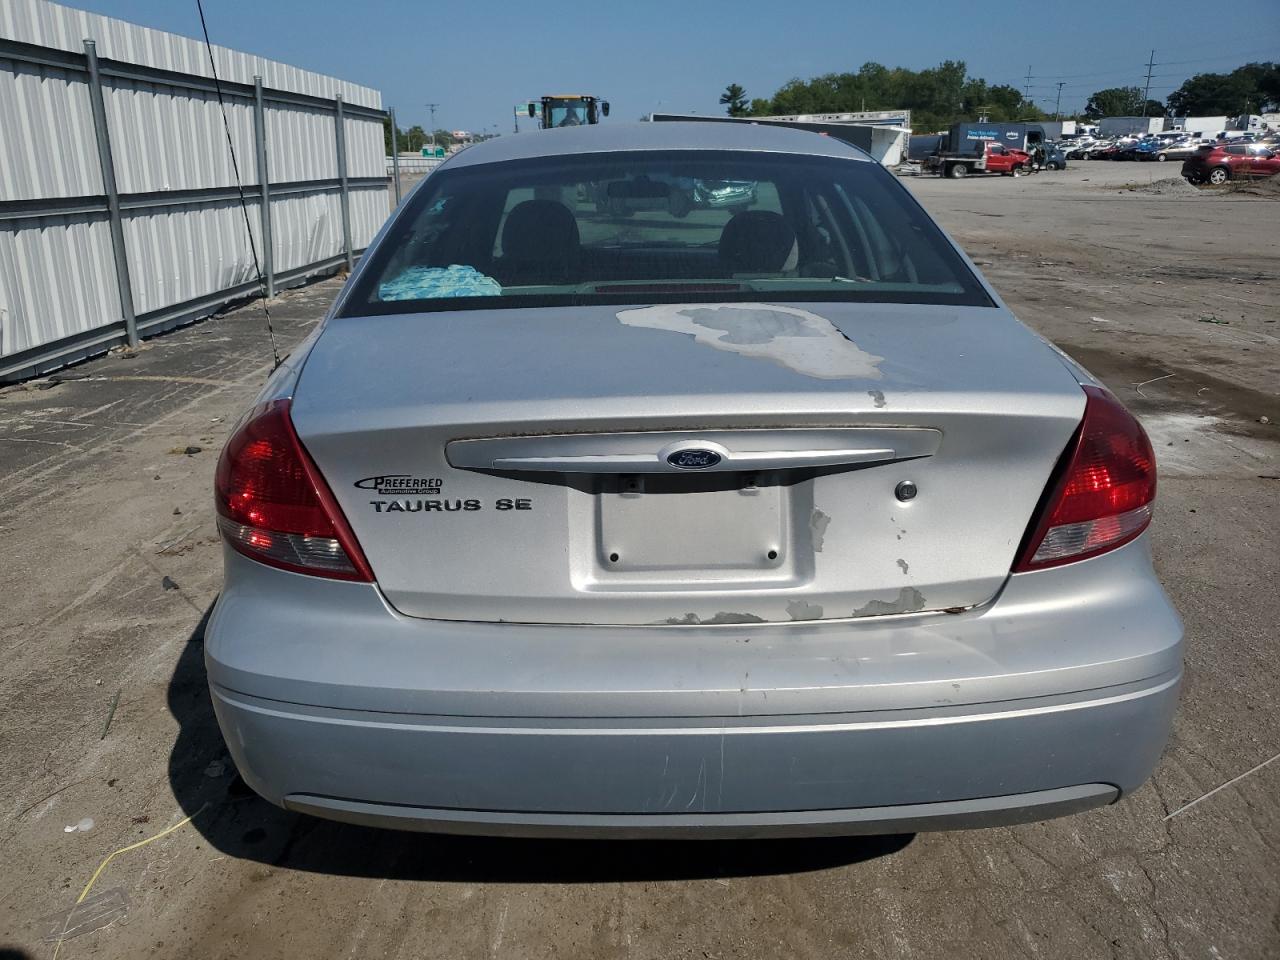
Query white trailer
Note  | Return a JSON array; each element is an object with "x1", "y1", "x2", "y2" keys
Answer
[
  {"x1": 1098, "y1": 116, "x2": 1164, "y2": 137},
  {"x1": 1039, "y1": 120, "x2": 1079, "y2": 140},
  {"x1": 1166, "y1": 116, "x2": 1228, "y2": 137}
]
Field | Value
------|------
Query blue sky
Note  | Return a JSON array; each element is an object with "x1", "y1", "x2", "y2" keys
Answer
[{"x1": 78, "y1": 0, "x2": 1280, "y2": 131}]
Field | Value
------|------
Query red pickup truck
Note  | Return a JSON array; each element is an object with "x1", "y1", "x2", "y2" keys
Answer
[{"x1": 927, "y1": 140, "x2": 1035, "y2": 179}]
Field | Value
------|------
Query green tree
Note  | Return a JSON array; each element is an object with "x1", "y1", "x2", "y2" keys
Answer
[
  {"x1": 746, "y1": 61, "x2": 1044, "y2": 131},
  {"x1": 403, "y1": 125, "x2": 428, "y2": 153},
  {"x1": 1084, "y1": 87, "x2": 1162, "y2": 119},
  {"x1": 1256, "y1": 63, "x2": 1280, "y2": 111},
  {"x1": 719, "y1": 83, "x2": 749, "y2": 117},
  {"x1": 1167, "y1": 63, "x2": 1279, "y2": 115}
]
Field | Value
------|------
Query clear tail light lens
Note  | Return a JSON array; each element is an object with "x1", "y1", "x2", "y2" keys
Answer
[
  {"x1": 214, "y1": 399, "x2": 374, "y2": 582},
  {"x1": 1014, "y1": 385, "x2": 1156, "y2": 572}
]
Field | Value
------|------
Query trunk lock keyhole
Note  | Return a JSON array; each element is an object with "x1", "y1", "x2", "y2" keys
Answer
[{"x1": 895, "y1": 480, "x2": 918, "y2": 502}]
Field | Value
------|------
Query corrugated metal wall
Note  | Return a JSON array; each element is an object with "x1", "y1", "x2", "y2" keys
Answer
[
  {"x1": 0, "y1": 58, "x2": 102, "y2": 200},
  {"x1": 0, "y1": 0, "x2": 390, "y2": 382},
  {"x1": 0, "y1": 0, "x2": 380, "y2": 108}
]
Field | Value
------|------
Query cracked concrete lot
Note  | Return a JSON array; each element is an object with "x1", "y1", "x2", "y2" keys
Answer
[{"x1": 1, "y1": 160, "x2": 1278, "y2": 959}]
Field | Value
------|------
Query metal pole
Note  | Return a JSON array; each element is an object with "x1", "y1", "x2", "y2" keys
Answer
[
  {"x1": 253, "y1": 77, "x2": 275, "y2": 297},
  {"x1": 389, "y1": 106, "x2": 402, "y2": 204},
  {"x1": 335, "y1": 94, "x2": 353, "y2": 271},
  {"x1": 1055, "y1": 82, "x2": 1065, "y2": 121},
  {"x1": 84, "y1": 40, "x2": 138, "y2": 348},
  {"x1": 426, "y1": 102, "x2": 439, "y2": 152},
  {"x1": 1141, "y1": 50, "x2": 1156, "y2": 119}
]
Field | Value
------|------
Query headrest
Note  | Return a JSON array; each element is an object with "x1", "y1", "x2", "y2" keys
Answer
[
  {"x1": 501, "y1": 199, "x2": 580, "y2": 263},
  {"x1": 719, "y1": 211, "x2": 798, "y2": 274}
]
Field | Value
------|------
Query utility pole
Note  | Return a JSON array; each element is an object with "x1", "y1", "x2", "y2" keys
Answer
[
  {"x1": 1055, "y1": 82, "x2": 1065, "y2": 121},
  {"x1": 1023, "y1": 65, "x2": 1033, "y2": 104},
  {"x1": 425, "y1": 102, "x2": 440, "y2": 151},
  {"x1": 1141, "y1": 50, "x2": 1156, "y2": 118}
]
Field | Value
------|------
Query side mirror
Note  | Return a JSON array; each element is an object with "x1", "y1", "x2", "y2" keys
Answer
[
  {"x1": 601, "y1": 101, "x2": 610, "y2": 117},
  {"x1": 527, "y1": 104, "x2": 536, "y2": 119}
]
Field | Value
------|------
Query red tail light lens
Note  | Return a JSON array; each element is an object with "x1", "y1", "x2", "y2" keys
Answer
[
  {"x1": 214, "y1": 399, "x2": 373, "y2": 581},
  {"x1": 1014, "y1": 386, "x2": 1156, "y2": 572}
]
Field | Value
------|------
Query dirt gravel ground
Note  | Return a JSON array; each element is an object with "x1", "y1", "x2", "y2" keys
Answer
[{"x1": 1, "y1": 160, "x2": 1278, "y2": 960}]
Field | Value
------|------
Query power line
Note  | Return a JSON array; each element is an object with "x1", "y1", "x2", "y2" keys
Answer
[
  {"x1": 193, "y1": 0, "x2": 278, "y2": 369},
  {"x1": 1013, "y1": 41, "x2": 1279, "y2": 87}
]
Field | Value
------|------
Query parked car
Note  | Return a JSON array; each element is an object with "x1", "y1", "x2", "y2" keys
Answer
[
  {"x1": 209, "y1": 122, "x2": 1181, "y2": 838},
  {"x1": 1063, "y1": 138, "x2": 1102, "y2": 160},
  {"x1": 1108, "y1": 138, "x2": 1145, "y2": 161},
  {"x1": 1131, "y1": 138, "x2": 1164, "y2": 161},
  {"x1": 1140, "y1": 138, "x2": 1212, "y2": 162},
  {"x1": 1183, "y1": 142, "x2": 1280, "y2": 185},
  {"x1": 1084, "y1": 138, "x2": 1121, "y2": 160},
  {"x1": 1040, "y1": 142, "x2": 1069, "y2": 170}
]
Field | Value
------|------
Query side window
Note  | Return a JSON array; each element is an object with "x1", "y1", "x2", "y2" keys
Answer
[
  {"x1": 1226, "y1": 145, "x2": 1247, "y2": 156},
  {"x1": 832, "y1": 184, "x2": 919, "y2": 284}
]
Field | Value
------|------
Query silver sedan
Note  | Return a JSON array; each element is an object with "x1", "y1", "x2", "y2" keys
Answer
[{"x1": 208, "y1": 122, "x2": 1182, "y2": 838}]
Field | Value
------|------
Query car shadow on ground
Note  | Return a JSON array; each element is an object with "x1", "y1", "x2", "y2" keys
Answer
[{"x1": 170, "y1": 605, "x2": 914, "y2": 883}]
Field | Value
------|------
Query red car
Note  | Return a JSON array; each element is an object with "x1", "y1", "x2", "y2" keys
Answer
[{"x1": 1182, "y1": 143, "x2": 1280, "y2": 185}]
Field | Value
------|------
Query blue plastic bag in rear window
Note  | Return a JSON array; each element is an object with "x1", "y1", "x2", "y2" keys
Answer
[{"x1": 379, "y1": 265, "x2": 501, "y2": 300}]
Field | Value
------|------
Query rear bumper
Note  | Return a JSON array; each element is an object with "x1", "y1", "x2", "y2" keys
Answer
[
  {"x1": 207, "y1": 534, "x2": 1182, "y2": 837},
  {"x1": 212, "y1": 673, "x2": 1177, "y2": 838},
  {"x1": 286, "y1": 786, "x2": 1121, "y2": 840}
]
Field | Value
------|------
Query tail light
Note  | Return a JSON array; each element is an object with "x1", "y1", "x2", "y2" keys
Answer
[
  {"x1": 1014, "y1": 386, "x2": 1156, "y2": 572},
  {"x1": 214, "y1": 399, "x2": 374, "y2": 582}
]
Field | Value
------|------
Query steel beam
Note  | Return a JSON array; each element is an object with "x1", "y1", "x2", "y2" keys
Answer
[
  {"x1": 84, "y1": 40, "x2": 138, "y2": 349},
  {"x1": 254, "y1": 76, "x2": 276, "y2": 298},
  {"x1": 335, "y1": 95, "x2": 354, "y2": 271},
  {"x1": 390, "y1": 106, "x2": 402, "y2": 204}
]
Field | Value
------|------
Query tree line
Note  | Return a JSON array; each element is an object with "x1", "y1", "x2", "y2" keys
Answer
[
  {"x1": 382, "y1": 122, "x2": 499, "y2": 154},
  {"x1": 722, "y1": 60, "x2": 1280, "y2": 131}
]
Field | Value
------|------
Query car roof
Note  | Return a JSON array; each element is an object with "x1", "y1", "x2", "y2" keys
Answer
[{"x1": 441, "y1": 121, "x2": 875, "y2": 170}]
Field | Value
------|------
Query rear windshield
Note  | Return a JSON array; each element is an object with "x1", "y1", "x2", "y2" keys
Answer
[{"x1": 341, "y1": 149, "x2": 991, "y2": 316}]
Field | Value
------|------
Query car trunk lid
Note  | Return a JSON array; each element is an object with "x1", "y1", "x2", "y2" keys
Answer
[{"x1": 292, "y1": 301, "x2": 1085, "y2": 625}]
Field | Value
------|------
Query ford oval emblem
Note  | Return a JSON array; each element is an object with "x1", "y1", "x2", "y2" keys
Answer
[{"x1": 667, "y1": 448, "x2": 721, "y2": 469}]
